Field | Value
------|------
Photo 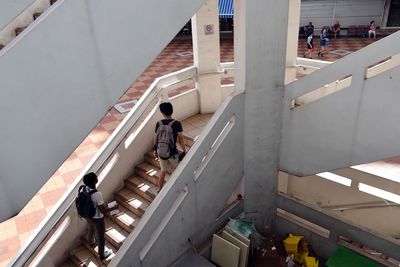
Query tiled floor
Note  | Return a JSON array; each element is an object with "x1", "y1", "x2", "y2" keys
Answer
[{"x1": 0, "y1": 35, "x2": 391, "y2": 266}]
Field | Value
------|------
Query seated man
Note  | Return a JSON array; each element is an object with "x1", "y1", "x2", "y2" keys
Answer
[
  {"x1": 333, "y1": 21, "x2": 340, "y2": 39},
  {"x1": 369, "y1": 20, "x2": 376, "y2": 39}
]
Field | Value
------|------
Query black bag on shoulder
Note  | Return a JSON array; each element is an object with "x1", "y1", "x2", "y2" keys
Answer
[{"x1": 75, "y1": 185, "x2": 97, "y2": 219}]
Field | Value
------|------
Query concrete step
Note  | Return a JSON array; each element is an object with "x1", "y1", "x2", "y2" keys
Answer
[
  {"x1": 59, "y1": 258, "x2": 77, "y2": 267},
  {"x1": 114, "y1": 188, "x2": 150, "y2": 217},
  {"x1": 70, "y1": 245, "x2": 102, "y2": 267},
  {"x1": 107, "y1": 205, "x2": 140, "y2": 233},
  {"x1": 183, "y1": 135, "x2": 195, "y2": 147},
  {"x1": 104, "y1": 218, "x2": 129, "y2": 249},
  {"x1": 144, "y1": 152, "x2": 161, "y2": 168},
  {"x1": 125, "y1": 176, "x2": 158, "y2": 202},
  {"x1": 81, "y1": 237, "x2": 117, "y2": 265},
  {"x1": 144, "y1": 147, "x2": 190, "y2": 168},
  {"x1": 135, "y1": 162, "x2": 166, "y2": 185}
]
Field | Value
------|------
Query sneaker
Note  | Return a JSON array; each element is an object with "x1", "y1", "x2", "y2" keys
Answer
[{"x1": 100, "y1": 249, "x2": 112, "y2": 260}]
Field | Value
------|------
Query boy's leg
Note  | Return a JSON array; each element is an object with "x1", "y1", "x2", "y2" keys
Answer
[
  {"x1": 86, "y1": 219, "x2": 96, "y2": 245},
  {"x1": 158, "y1": 157, "x2": 179, "y2": 191},
  {"x1": 158, "y1": 159, "x2": 169, "y2": 190},
  {"x1": 94, "y1": 218, "x2": 106, "y2": 259},
  {"x1": 158, "y1": 171, "x2": 167, "y2": 190},
  {"x1": 169, "y1": 156, "x2": 179, "y2": 170}
]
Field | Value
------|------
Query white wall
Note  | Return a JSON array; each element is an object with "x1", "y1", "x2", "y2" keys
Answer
[
  {"x1": 300, "y1": 0, "x2": 385, "y2": 28},
  {"x1": 280, "y1": 31, "x2": 400, "y2": 176},
  {"x1": 278, "y1": 159, "x2": 400, "y2": 237},
  {"x1": 0, "y1": 0, "x2": 206, "y2": 221}
]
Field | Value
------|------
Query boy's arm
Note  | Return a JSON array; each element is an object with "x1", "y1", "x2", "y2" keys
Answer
[
  {"x1": 98, "y1": 203, "x2": 118, "y2": 214},
  {"x1": 177, "y1": 132, "x2": 186, "y2": 153},
  {"x1": 153, "y1": 122, "x2": 159, "y2": 157},
  {"x1": 94, "y1": 192, "x2": 118, "y2": 214}
]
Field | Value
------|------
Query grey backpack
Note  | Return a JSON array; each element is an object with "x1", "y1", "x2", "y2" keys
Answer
[{"x1": 156, "y1": 120, "x2": 176, "y2": 160}]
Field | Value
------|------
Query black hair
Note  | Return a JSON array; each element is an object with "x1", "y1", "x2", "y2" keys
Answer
[
  {"x1": 83, "y1": 172, "x2": 98, "y2": 189},
  {"x1": 159, "y1": 102, "x2": 173, "y2": 116},
  {"x1": 370, "y1": 20, "x2": 375, "y2": 24}
]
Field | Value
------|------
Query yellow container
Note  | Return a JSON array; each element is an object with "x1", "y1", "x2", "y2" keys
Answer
[
  {"x1": 304, "y1": 256, "x2": 319, "y2": 267},
  {"x1": 283, "y1": 234, "x2": 304, "y2": 255}
]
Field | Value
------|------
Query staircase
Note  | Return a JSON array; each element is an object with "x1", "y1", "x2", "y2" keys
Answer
[{"x1": 62, "y1": 135, "x2": 195, "y2": 266}]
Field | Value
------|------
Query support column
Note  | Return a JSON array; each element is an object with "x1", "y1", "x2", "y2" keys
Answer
[
  {"x1": 285, "y1": 0, "x2": 301, "y2": 84},
  {"x1": 235, "y1": 0, "x2": 290, "y2": 234},
  {"x1": 192, "y1": 0, "x2": 222, "y2": 114}
]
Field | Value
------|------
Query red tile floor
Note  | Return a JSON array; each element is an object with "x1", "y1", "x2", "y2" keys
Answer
[{"x1": 0, "y1": 36, "x2": 392, "y2": 266}]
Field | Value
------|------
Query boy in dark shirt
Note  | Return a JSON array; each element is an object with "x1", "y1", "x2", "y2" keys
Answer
[
  {"x1": 154, "y1": 102, "x2": 186, "y2": 191},
  {"x1": 83, "y1": 172, "x2": 118, "y2": 260}
]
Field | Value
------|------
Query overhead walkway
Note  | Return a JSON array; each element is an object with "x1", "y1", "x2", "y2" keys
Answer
[{"x1": 0, "y1": 0, "x2": 207, "y2": 221}]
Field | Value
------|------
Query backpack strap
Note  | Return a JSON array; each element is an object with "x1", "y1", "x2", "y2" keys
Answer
[
  {"x1": 88, "y1": 188, "x2": 98, "y2": 210},
  {"x1": 78, "y1": 185, "x2": 86, "y2": 192},
  {"x1": 167, "y1": 119, "x2": 176, "y2": 127},
  {"x1": 80, "y1": 185, "x2": 97, "y2": 194},
  {"x1": 168, "y1": 120, "x2": 177, "y2": 157},
  {"x1": 89, "y1": 189, "x2": 97, "y2": 195}
]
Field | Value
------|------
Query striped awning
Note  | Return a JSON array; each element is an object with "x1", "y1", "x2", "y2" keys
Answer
[{"x1": 219, "y1": 0, "x2": 233, "y2": 18}]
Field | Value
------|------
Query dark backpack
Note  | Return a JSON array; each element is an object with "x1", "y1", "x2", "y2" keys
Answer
[
  {"x1": 75, "y1": 185, "x2": 97, "y2": 219},
  {"x1": 155, "y1": 120, "x2": 176, "y2": 160}
]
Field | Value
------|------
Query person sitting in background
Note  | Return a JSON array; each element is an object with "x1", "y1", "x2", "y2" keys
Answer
[
  {"x1": 332, "y1": 21, "x2": 341, "y2": 39},
  {"x1": 368, "y1": 20, "x2": 376, "y2": 39}
]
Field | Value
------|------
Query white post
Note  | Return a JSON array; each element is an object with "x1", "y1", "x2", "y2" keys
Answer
[
  {"x1": 235, "y1": 0, "x2": 291, "y2": 234},
  {"x1": 285, "y1": 0, "x2": 301, "y2": 84},
  {"x1": 191, "y1": 0, "x2": 222, "y2": 114}
]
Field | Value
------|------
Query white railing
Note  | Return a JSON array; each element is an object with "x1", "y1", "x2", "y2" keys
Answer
[
  {"x1": 280, "y1": 31, "x2": 400, "y2": 176},
  {"x1": 295, "y1": 57, "x2": 332, "y2": 76},
  {"x1": 112, "y1": 91, "x2": 245, "y2": 266},
  {"x1": 9, "y1": 66, "x2": 197, "y2": 267},
  {"x1": 286, "y1": 31, "x2": 400, "y2": 107},
  {"x1": 10, "y1": 62, "x2": 236, "y2": 266}
]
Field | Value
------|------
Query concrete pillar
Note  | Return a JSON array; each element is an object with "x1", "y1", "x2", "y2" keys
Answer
[
  {"x1": 235, "y1": 0, "x2": 290, "y2": 234},
  {"x1": 191, "y1": 0, "x2": 222, "y2": 114},
  {"x1": 285, "y1": 0, "x2": 301, "y2": 84}
]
